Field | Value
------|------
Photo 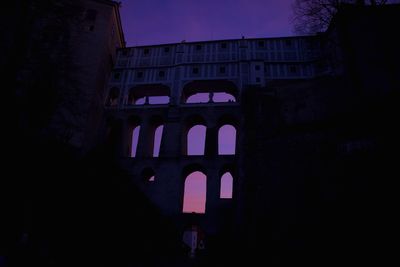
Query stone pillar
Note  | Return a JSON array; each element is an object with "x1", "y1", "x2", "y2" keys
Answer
[
  {"x1": 205, "y1": 126, "x2": 218, "y2": 158},
  {"x1": 160, "y1": 108, "x2": 182, "y2": 157},
  {"x1": 136, "y1": 117, "x2": 152, "y2": 158}
]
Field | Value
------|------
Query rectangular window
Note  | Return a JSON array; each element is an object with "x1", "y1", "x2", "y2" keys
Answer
[
  {"x1": 164, "y1": 47, "x2": 170, "y2": 53},
  {"x1": 219, "y1": 66, "x2": 226, "y2": 74},
  {"x1": 137, "y1": 71, "x2": 143, "y2": 78},
  {"x1": 258, "y1": 41, "x2": 265, "y2": 48},
  {"x1": 159, "y1": 70, "x2": 165, "y2": 77},
  {"x1": 196, "y1": 44, "x2": 202, "y2": 51},
  {"x1": 144, "y1": 48, "x2": 150, "y2": 55},
  {"x1": 192, "y1": 67, "x2": 199, "y2": 74},
  {"x1": 289, "y1": 65, "x2": 297, "y2": 73},
  {"x1": 221, "y1": 43, "x2": 227, "y2": 49}
]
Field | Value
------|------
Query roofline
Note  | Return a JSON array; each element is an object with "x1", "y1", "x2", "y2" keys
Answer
[{"x1": 120, "y1": 35, "x2": 317, "y2": 49}]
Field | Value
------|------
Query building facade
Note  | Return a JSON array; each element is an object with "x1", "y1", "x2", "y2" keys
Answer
[{"x1": 103, "y1": 35, "x2": 325, "y2": 241}]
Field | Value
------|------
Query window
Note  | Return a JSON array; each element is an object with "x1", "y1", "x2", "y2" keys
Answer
[
  {"x1": 218, "y1": 125, "x2": 236, "y2": 155},
  {"x1": 255, "y1": 65, "x2": 260, "y2": 71},
  {"x1": 289, "y1": 65, "x2": 297, "y2": 73},
  {"x1": 144, "y1": 48, "x2": 150, "y2": 55},
  {"x1": 195, "y1": 44, "x2": 202, "y2": 51},
  {"x1": 221, "y1": 43, "x2": 227, "y2": 49},
  {"x1": 187, "y1": 125, "x2": 206, "y2": 155},
  {"x1": 258, "y1": 40, "x2": 265, "y2": 48},
  {"x1": 183, "y1": 171, "x2": 207, "y2": 214},
  {"x1": 122, "y1": 49, "x2": 129, "y2": 56},
  {"x1": 220, "y1": 172, "x2": 233, "y2": 199},
  {"x1": 153, "y1": 125, "x2": 164, "y2": 157},
  {"x1": 130, "y1": 126, "x2": 141, "y2": 157},
  {"x1": 159, "y1": 71, "x2": 165, "y2": 77},
  {"x1": 285, "y1": 39, "x2": 292, "y2": 47},
  {"x1": 137, "y1": 71, "x2": 143, "y2": 78},
  {"x1": 164, "y1": 47, "x2": 170, "y2": 53},
  {"x1": 192, "y1": 67, "x2": 199, "y2": 74},
  {"x1": 219, "y1": 66, "x2": 226, "y2": 74},
  {"x1": 85, "y1": 9, "x2": 97, "y2": 20}
]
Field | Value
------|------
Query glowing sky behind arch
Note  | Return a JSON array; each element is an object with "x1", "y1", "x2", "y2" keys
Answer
[
  {"x1": 119, "y1": 0, "x2": 295, "y2": 46},
  {"x1": 119, "y1": 0, "x2": 268, "y2": 211}
]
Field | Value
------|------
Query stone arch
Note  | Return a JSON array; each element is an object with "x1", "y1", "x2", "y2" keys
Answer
[
  {"x1": 128, "y1": 84, "x2": 170, "y2": 105},
  {"x1": 219, "y1": 164, "x2": 237, "y2": 199},
  {"x1": 183, "y1": 115, "x2": 208, "y2": 156},
  {"x1": 217, "y1": 114, "x2": 239, "y2": 155},
  {"x1": 148, "y1": 115, "x2": 165, "y2": 157},
  {"x1": 127, "y1": 116, "x2": 141, "y2": 157},
  {"x1": 181, "y1": 80, "x2": 239, "y2": 104},
  {"x1": 182, "y1": 164, "x2": 207, "y2": 214},
  {"x1": 106, "y1": 87, "x2": 120, "y2": 106}
]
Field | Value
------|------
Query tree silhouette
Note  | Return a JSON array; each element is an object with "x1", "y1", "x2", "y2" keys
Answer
[{"x1": 292, "y1": 0, "x2": 392, "y2": 34}]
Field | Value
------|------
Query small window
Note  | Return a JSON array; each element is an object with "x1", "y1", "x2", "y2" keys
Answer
[
  {"x1": 285, "y1": 39, "x2": 292, "y2": 47},
  {"x1": 113, "y1": 72, "x2": 121, "y2": 80},
  {"x1": 289, "y1": 66, "x2": 297, "y2": 73},
  {"x1": 256, "y1": 77, "x2": 261, "y2": 83},
  {"x1": 255, "y1": 65, "x2": 260, "y2": 71},
  {"x1": 192, "y1": 67, "x2": 199, "y2": 74},
  {"x1": 85, "y1": 9, "x2": 97, "y2": 21},
  {"x1": 137, "y1": 71, "x2": 143, "y2": 78},
  {"x1": 221, "y1": 43, "x2": 227, "y2": 49},
  {"x1": 219, "y1": 66, "x2": 226, "y2": 74},
  {"x1": 258, "y1": 41, "x2": 265, "y2": 47},
  {"x1": 195, "y1": 44, "x2": 202, "y2": 51},
  {"x1": 164, "y1": 47, "x2": 170, "y2": 53},
  {"x1": 159, "y1": 70, "x2": 165, "y2": 77},
  {"x1": 122, "y1": 49, "x2": 129, "y2": 56},
  {"x1": 144, "y1": 48, "x2": 150, "y2": 55}
]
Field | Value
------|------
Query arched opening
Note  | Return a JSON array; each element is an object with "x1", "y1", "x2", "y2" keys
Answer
[
  {"x1": 183, "y1": 171, "x2": 207, "y2": 214},
  {"x1": 153, "y1": 125, "x2": 164, "y2": 157},
  {"x1": 128, "y1": 84, "x2": 170, "y2": 106},
  {"x1": 181, "y1": 80, "x2": 239, "y2": 104},
  {"x1": 187, "y1": 125, "x2": 206, "y2": 155},
  {"x1": 218, "y1": 125, "x2": 236, "y2": 155},
  {"x1": 220, "y1": 172, "x2": 233, "y2": 199},
  {"x1": 213, "y1": 92, "x2": 236, "y2": 103},
  {"x1": 106, "y1": 87, "x2": 119, "y2": 106},
  {"x1": 134, "y1": 97, "x2": 146, "y2": 105},
  {"x1": 130, "y1": 125, "x2": 141, "y2": 157},
  {"x1": 186, "y1": 93, "x2": 209, "y2": 103}
]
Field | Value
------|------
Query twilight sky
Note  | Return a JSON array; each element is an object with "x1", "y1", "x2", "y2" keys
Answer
[{"x1": 119, "y1": 0, "x2": 295, "y2": 46}]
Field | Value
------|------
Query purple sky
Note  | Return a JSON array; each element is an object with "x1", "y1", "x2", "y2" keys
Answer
[{"x1": 119, "y1": 0, "x2": 295, "y2": 46}]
